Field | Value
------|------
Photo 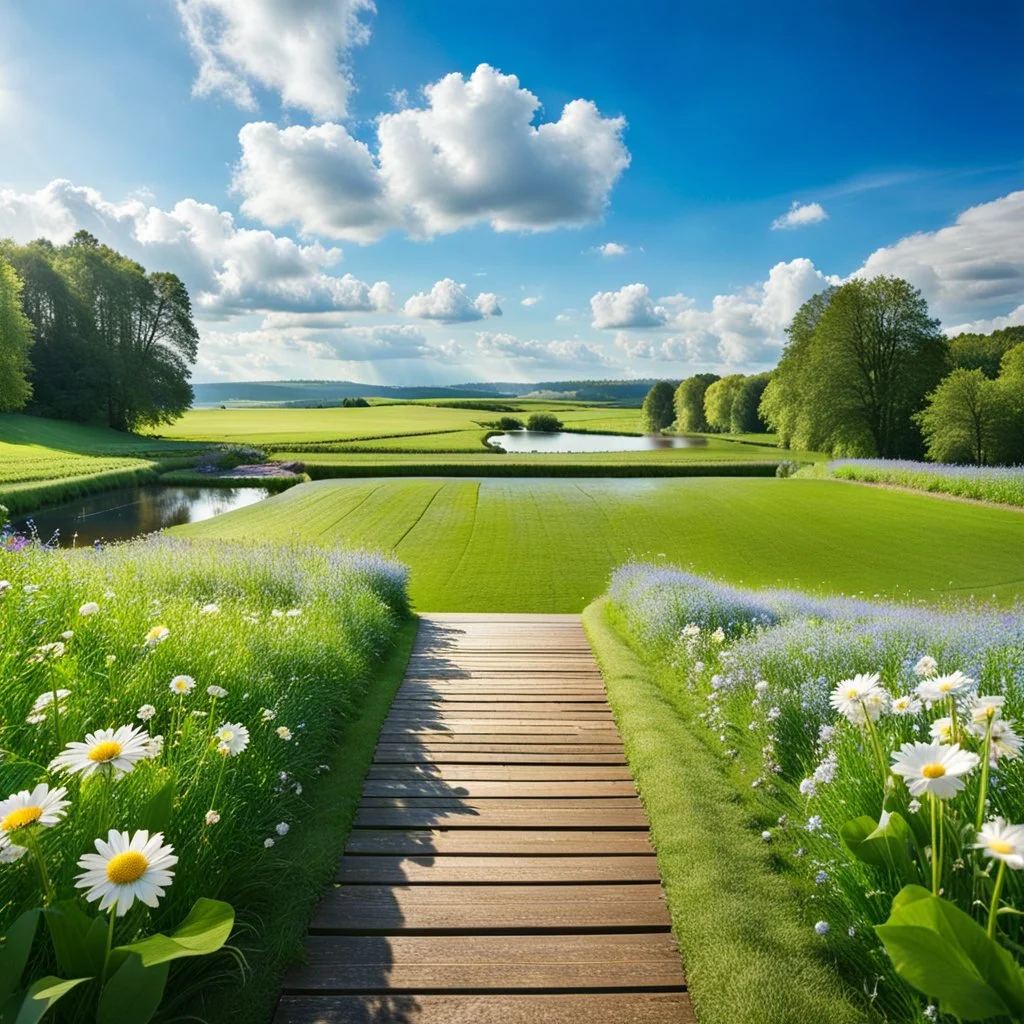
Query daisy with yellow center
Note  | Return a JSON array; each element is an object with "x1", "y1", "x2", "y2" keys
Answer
[
  {"x1": 974, "y1": 818, "x2": 1024, "y2": 938},
  {"x1": 891, "y1": 740, "x2": 980, "y2": 799},
  {"x1": 216, "y1": 722, "x2": 249, "y2": 757},
  {"x1": 75, "y1": 829, "x2": 177, "y2": 916},
  {"x1": 169, "y1": 675, "x2": 196, "y2": 695},
  {"x1": 49, "y1": 724, "x2": 151, "y2": 780},
  {"x1": 916, "y1": 670, "x2": 974, "y2": 704},
  {"x1": 144, "y1": 625, "x2": 170, "y2": 648},
  {"x1": 0, "y1": 783, "x2": 70, "y2": 840}
]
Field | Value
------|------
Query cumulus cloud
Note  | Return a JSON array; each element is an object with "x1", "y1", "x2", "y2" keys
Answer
[
  {"x1": 0, "y1": 179, "x2": 392, "y2": 317},
  {"x1": 595, "y1": 242, "x2": 629, "y2": 256},
  {"x1": 590, "y1": 283, "x2": 668, "y2": 329},
  {"x1": 403, "y1": 279, "x2": 502, "y2": 323},
  {"x1": 232, "y1": 63, "x2": 630, "y2": 242},
  {"x1": 520, "y1": 295, "x2": 542, "y2": 306},
  {"x1": 175, "y1": 0, "x2": 374, "y2": 119},
  {"x1": 771, "y1": 200, "x2": 828, "y2": 230},
  {"x1": 475, "y1": 332, "x2": 612, "y2": 369},
  {"x1": 282, "y1": 324, "x2": 438, "y2": 362},
  {"x1": 855, "y1": 190, "x2": 1024, "y2": 318}
]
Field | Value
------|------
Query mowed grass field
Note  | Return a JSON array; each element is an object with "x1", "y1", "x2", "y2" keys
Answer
[{"x1": 178, "y1": 477, "x2": 1024, "y2": 611}]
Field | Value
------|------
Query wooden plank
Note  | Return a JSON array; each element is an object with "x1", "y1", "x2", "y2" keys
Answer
[
  {"x1": 361, "y1": 780, "x2": 638, "y2": 798},
  {"x1": 364, "y1": 765, "x2": 637, "y2": 781},
  {"x1": 337, "y1": 855, "x2": 661, "y2": 884},
  {"x1": 283, "y1": 933, "x2": 683, "y2": 992},
  {"x1": 276, "y1": 992, "x2": 693, "y2": 1023},
  {"x1": 354, "y1": 805, "x2": 647, "y2": 829},
  {"x1": 370, "y1": 751, "x2": 629, "y2": 765},
  {"x1": 374, "y1": 744, "x2": 624, "y2": 756},
  {"x1": 310, "y1": 884, "x2": 670, "y2": 933},
  {"x1": 344, "y1": 830, "x2": 655, "y2": 856},
  {"x1": 359, "y1": 797, "x2": 640, "y2": 809}
]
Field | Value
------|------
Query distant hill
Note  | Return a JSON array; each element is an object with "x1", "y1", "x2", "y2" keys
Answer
[{"x1": 192, "y1": 379, "x2": 662, "y2": 408}]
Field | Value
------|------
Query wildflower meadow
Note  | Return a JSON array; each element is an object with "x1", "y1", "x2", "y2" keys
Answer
[
  {"x1": 0, "y1": 536, "x2": 408, "y2": 1021},
  {"x1": 609, "y1": 562, "x2": 1024, "y2": 1023},
  {"x1": 826, "y1": 460, "x2": 1024, "y2": 507}
]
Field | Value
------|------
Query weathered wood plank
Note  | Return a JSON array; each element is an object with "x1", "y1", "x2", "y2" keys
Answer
[
  {"x1": 370, "y1": 751, "x2": 629, "y2": 765},
  {"x1": 354, "y1": 804, "x2": 647, "y2": 829},
  {"x1": 283, "y1": 933, "x2": 683, "y2": 992},
  {"x1": 364, "y1": 765, "x2": 637, "y2": 781},
  {"x1": 344, "y1": 829, "x2": 655, "y2": 856},
  {"x1": 310, "y1": 884, "x2": 670, "y2": 933},
  {"x1": 337, "y1": 855, "x2": 661, "y2": 884},
  {"x1": 361, "y1": 780, "x2": 638, "y2": 798}
]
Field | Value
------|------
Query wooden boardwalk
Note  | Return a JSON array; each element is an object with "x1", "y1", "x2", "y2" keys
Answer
[{"x1": 275, "y1": 613, "x2": 692, "y2": 1024}]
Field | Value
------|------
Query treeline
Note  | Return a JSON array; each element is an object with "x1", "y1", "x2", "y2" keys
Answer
[
  {"x1": 0, "y1": 232, "x2": 198, "y2": 430},
  {"x1": 640, "y1": 373, "x2": 772, "y2": 434},
  {"x1": 639, "y1": 275, "x2": 1024, "y2": 465}
]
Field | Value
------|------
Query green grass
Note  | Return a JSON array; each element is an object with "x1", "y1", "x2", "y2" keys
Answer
[
  {"x1": 582, "y1": 599, "x2": 868, "y2": 1024},
  {"x1": 192, "y1": 617, "x2": 418, "y2": 1023},
  {"x1": 0, "y1": 414, "x2": 208, "y2": 513},
  {"x1": 178, "y1": 477, "x2": 1024, "y2": 610},
  {"x1": 0, "y1": 539, "x2": 409, "y2": 1020}
]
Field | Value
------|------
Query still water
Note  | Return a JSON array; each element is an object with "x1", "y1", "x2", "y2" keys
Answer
[
  {"x1": 14, "y1": 486, "x2": 270, "y2": 547},
  {"x1": 487, "y1": 430, "x2": 708, "y2": 453}
]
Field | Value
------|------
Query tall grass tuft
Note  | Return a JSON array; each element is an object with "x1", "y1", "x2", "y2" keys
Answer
[
  {"x1": 0, "y1": 537, "x2": 408, "y2": 1002},
  {"x1": 609, "y1": 562, "x2": 1024, "y2": 1023},
  {"x1": 827, "y1": 459, "x2": 1024, "y2": 507}
]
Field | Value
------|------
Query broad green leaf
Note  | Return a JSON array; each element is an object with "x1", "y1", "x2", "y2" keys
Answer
[
  {"x1": 0, "y1": 911, "x2": 40, "y2": 1003},
  {"x1": 44, "y1": 900, "x2": 106, "y2": 979},
  {"x1": 114, "y1": 899, "x2": 234, "y2": 968},
  {"x1": 139, "y1": 779, "x2": 174, "y2": 833},
  {"x1": 14, "y1": 976, "x2": 89, "y2": 1024},
  {"x1": 876, "y1": 884, "x2": 1024, "y2": 1020},
  {"x1": 841, "y1": 812, "x2": 918, "y2": 884},
  {"x1": 97, "y1": 954, "x2": 168, "y2": 1024}
]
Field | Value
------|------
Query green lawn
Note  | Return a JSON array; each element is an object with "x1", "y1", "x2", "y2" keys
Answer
[{"x1": 178, "y1": 477, "x2": 1024, "y2": 610}]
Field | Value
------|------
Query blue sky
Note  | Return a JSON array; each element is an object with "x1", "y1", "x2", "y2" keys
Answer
[{"x1": 1, "y1": 0, "x2": 1022, "y2": 383}]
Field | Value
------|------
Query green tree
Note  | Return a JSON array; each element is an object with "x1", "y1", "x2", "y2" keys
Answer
[
  {"x1": 915, "y1": 368, "x2": 1012, "y2": 465},
  {"x1": 703, "y1": 374, "x2": 745, "y2": 432},
  {"x1": 761, "y1": 277, "x2": 946, "y2": 457},
  {"x1": 995, "y1": 343, "x2": 1024, "y2": 463},
  {"x1": 673, "y1": 373, "x2": 718, "y2": 432},
  {"x1": 526, "y1": 412, "x2": 562, "y2": 431},
  {"x1": 949, "y1": 326, "x2": 1024, "y2": 378},
  {"x1": 729, "y1": 372, "x2": 772, "y2": 433},
  {"x1": 0, "y1": 259, "x2": 34, "y2": 412},
  {"x1": 640, "y1": 381, "x2": 676, "y2": 432}
]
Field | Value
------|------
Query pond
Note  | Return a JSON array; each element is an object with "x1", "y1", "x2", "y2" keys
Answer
[
  {"x1": 13, "y1": 485, "x2": 271, "y2": 547},
  {"x1": 486, "y1": 430, "x2": 709, "y2": 454}
]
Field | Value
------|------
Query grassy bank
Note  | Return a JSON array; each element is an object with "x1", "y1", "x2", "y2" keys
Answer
[
  {"x1": 156, "y1": 469, "x2": 310, "y2": 493},
  {"x1": 582, "y1": 599, "x2": 868, "y2": 1024},
  {"x1": 192, "y1": 617, "x2": 418, "y2": 1023},
  {"x1": 0, "y1": 464, "x2": 161, "y2": 514},
  {"x1": 824, "y1": 459, "x2": 1024, "y2": 507},
  {"x1": 0, "y1": 539, "x2": 410, "y2": 1021},
  {"x1": 178, "y1": 477, "x2": 1024, "y2": 610}
]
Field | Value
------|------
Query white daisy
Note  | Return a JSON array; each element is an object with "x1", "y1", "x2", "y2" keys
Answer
[
  {"x1": 917, "y1": 671, "x2": 975, "y2": 704},
  {"x1": 26, "y1": 689, "x2": 70, "y2": 724},
  {"x1": 75, "y1": 829, "x2": 177, "y2": 916},
  {"x1": 216, "y1": 722, "x2": 249, "y2": 757},
  {"x1": 145, "y1": 735, "x2": 164, "y2": 760},
  {"x1": 199, "y1": 603, "x2": 220, "y2": 616},
  {"x1": 929, "y1": 717, "x2": 954, "y2": 744},
  {"x1": 0, "y1": 784, "x2": 70, "y2": 841},
  {"x1": 988, "y1": 721, "x2": 1022, "y2": 763},
  {"x1": 169, "y1": 675, "x2": 196, "y2": 696},
  {"x1": 264, "y1": 837, "x2": 275, "y2": 848},
  {"x1": 144, "y1": 625, "x2": 170, "y2": 647},
  {"x1": 0, "y1": 580, "x2": 10, "y2": 594},
  {"x1": 137, "y1": 704, "x2": 156, "y2": 721},
  {"x1": 260, "y1": 708, "x2": 276, "y2": 722},
  {"x1": 207, "y1": 685, "x2": 228, "y2": 699},
  {"x1": 28, "y1": 641, "x2": 65, "y2": 664},
  {"x1": 0, "y1": 842, "x2": 27, "y2": 863},
  {"x1": 276, "y1": 726, "x2": 293, "y2": 741},
  {"x1": 275, "y1": 822, "x2": 290, "y2": 836},
  {"x1": 49, "y1": 725, "x2": 151, "y2": 780},
  {"x1": 890, "y1": 741, "x2": 980, "y2": 800},
  {"x1": 711, "y1": 626, "x2": 725, "y2": 643},
  {"x1": 974, "y1": 818, "x2": 1024, "y2": 870},
  {"x1": 829, "y1": 673, "x2": 887, "y2": 724},
  {"x1": 681, "y1": 623, "x2": 700, "y2": 639},
  {"x1": 61, "y1": 630, "x2": 74, "y2": 641},
  {"x1": 913, "y1": 655, "x2": 938, "y2": 678},
  {"x1": 205, "y1": 810, "x2": 220, "y2": 825},
  {"x1": 891, "y1": 695, "x2": 922, "y2": 716},
  {"x1": 105, "y1": 654, "x2": 117, "y2": 667},
  {"x1": 970, "y1": 696, "x2": 1005, "y2": 726},
  {"x1": 78, "y1": 602, "x2": 100, "y2": 616}
]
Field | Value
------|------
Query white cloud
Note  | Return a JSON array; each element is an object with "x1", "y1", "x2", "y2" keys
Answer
[
  {"x1": 590, "y1": 283, "x2": 668, "y2": 329},
  {"x1": 403, "y1": 279, "x2": 503, "y2": 323},
  {"x1": 855, "y1": 190, "x2": 1024, "y2": 318},
  {"x1": 943, "y1": 304, "x2": 1024, "y2": 336},
  {"x1": 0, "y1": 179, "x2": 392, "y2": 317},
  {"x1": 520, "y1": 295, "x2": 542, "y2": 306},
  {"x1": 595, "y1": 242, "x2": 629, "y2": 256},
  {"x1": 771, "y1": 200, "x2": 828, "y2": 230},
  {"x1": 555, "y1": 312, "x2": 573, "y2": 322},
  {"x1": 232, "y1": 63, "x2": 630, "y2": 242},
  {"x1": 175, "y1": 0, "x2": 374, "y2": 119},
  {"x1": 475, "y1": 332, "x2": 612, "y2": 369},
  {"x1": 283, "y1": 324, "x2": 438, "y2": 362}
]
